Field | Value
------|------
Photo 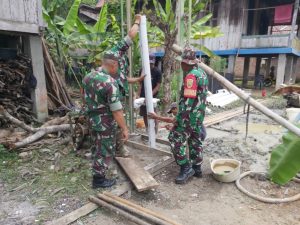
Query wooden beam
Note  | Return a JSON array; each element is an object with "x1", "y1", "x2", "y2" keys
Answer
[
  {"x1": 140, "y1": 134, "x2": 170, "y2": 145},
  {"x1": 0, "y1": 19, "x2": 40, "y2": 34},
  {"x1": 47, "y1": 154, "x2": 174, "y2": 225},
  {"x1": 126, "y1": 140, "x2": 172, "y2": 156},
  {"x1": 116, "y1": 157, "x2": 159, "y2": 192}
]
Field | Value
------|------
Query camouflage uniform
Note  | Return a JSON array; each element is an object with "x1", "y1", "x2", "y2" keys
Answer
[
  {"x1": 168, "y1": 66, "x2": 208, "y2": 166},
  {"x1": 105, "y1": 35, "x2": 133, "y2": 153},
  {"x1": 82, "y1": 70, "x2": 122, "y2": 177}
]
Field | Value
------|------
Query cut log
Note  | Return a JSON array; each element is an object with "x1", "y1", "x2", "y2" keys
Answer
[
  {"x1": 103, "y1": 192, "x2": 181, "y2": 225},
  {"x1": 89, "y1": 196, "x2": 151, "y2": 225},
  {"x1": 115, "y1": 157, "x2": 159, "y2": 192},
  {"x1": 97, "y1": 194, "x2": 170, "y2": 225}
]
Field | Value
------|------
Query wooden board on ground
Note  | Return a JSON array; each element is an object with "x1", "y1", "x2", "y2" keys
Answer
[
  {"x1": 116, "y1": 157, "x2": 159, "y2": 192},
  {"x1": 47, "y1": 147, "x2": 174, "y2": 225}
]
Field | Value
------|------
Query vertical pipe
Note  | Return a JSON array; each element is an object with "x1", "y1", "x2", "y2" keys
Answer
[
  {"x1": 289, "y1": 0, "x2": 300, "y2": 46},
  {"x1": 126, "y1": 0, "x2": 135, "y2": 133},
  {"x1": 139, "y1": 16, "x2": 156, "y2": 148},
  {"x1": 121, "y1": 0, "x2": 124, "y2": 38}
]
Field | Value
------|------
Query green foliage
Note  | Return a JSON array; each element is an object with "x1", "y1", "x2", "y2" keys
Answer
[
  {"x1": 63, "y1": 0, "x2": 82, "y2": 35},
  {"x1": 93, "y1": 4, "x2": 108, "y2": 33},
  {"x1": 209, "y1": 57, "x2": 227, "y2": 73},
  {"x1": 269, "y1": 128, "x2": 300, "y2": 185}
]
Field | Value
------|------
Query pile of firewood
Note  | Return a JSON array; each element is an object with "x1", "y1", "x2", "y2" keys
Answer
[
  {"x1": 0, "y1": 56, "x2": 36, "y2": 127},
  {"x1": 42, "y1": 39, "x2": 73, "y2": 111}
]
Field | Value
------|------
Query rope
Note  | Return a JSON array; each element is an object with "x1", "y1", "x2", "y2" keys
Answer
[{"x1": 236, "y1": 171, "x2": 300, "y2": 204}]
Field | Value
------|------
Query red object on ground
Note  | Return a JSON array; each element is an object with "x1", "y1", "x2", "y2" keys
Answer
[
  {"x1": 262, "y1": 89, "x2": 266, "y2": 97},
  {"x1": 274, "y1": 4, "x2": 293, "y2": 24}
]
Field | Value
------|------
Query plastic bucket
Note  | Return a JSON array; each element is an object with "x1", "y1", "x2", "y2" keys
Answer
[
  {"x1": 210, "y1": 158, "x2": 241, "y2": 183},
  {"x1": 286, "y1": 108, "x2": 300, "y2": 123}
]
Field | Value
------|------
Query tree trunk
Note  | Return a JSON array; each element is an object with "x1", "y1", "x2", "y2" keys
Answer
[{"x1": 161, "y1": 39, "x2": 177, "y2": 114}]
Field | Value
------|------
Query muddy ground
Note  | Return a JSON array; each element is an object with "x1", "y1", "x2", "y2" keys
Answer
[{"x1": 1, "y1": 96, "x2": 300, "y2": 225}]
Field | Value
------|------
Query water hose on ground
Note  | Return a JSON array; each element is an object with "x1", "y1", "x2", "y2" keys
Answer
[{"x1": 236, "y1": 171, "x2": 300, "y2": 203}]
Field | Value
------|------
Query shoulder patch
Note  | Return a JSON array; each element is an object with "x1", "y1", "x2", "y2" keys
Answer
[{"x1": 184, "y1": 74, "x2": 197, "y2": 98}]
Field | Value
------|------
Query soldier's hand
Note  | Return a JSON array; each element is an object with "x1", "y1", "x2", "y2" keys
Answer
[
  {"x1": 165, "y1": 124, "x2": 173, "y2": 130},
  {"x1": 138, "y1": 74, "x2": 146, "y2": 82},
  {"x1": 134, "y1": 14, "x2": 142, "y2": 24},
  {"x1": 148, "y1": 112, "x2": 158, "y2": 120},
  {"x1": 122, "y1": 128, "x2": 129, "y2": 142}
]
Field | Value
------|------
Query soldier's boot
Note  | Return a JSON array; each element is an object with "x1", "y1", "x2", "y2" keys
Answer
[
  {"x1": 192, "y1": 164, "x2": 203, "y2": 178},
  {"x1": 92, "y1": 175, "x2": 116, "y2": 189},
  {"x1": 175, "y1": 164, "x2": 195, "y2": 184}
]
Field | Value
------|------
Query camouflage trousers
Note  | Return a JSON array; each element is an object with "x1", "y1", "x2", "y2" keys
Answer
[
  {"x1": 91, "y1": 129, "x2": 116, "y2": 177},
  {"x1": 168, "y1": 126, "x2": 203, "y2": 166}
]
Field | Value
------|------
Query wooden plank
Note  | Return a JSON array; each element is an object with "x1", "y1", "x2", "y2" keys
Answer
[
  {"x1": 0, "y1": 0, "x2": 12, "y2": 20},
  {"x1": 45, "y1": 203, "x2": 98, "y2": 225},
  {"x1": 9, "y1": 0, "x2": 26, "y2": 22},
  {"x1": 116, "y1": 157, "x2": 159, "y2": 192},
  {"x1": 126, "y1": 140, "x2": 172, "y2": 156},
  {"x1": 47, "y1": 156, "x2": 174, "y2": 225},
  {"x1": 140, "y1": 134, "x2": 170, "y2": 145},
  {"x1": 0, "y1": 19, "x2": 39, "y2": 33},
  {"x1": 24, "y1": 0, "x2": 38, "y2": 24},
  {"x1": 144, "y1": 155, "x2": 174, "y2": 175}
]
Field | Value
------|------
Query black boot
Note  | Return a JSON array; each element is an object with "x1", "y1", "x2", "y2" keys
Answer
[
  {"x1": 192, "y1": 164, "x2": 203, "y2": 178},
  {"x1": 175, "y1": 164, "x2": 195, "y2": 184},
  {"x1": 92, "y1": 175, "x2": 116, "y2": 189}
]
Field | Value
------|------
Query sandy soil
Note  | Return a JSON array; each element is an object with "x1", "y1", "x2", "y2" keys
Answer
[
  {"x1": 82, "y1": 108, "x2": 300, "y2": 225},
  {"x1": 1, "y1": 101, "x2": 299, "y2": 225}
]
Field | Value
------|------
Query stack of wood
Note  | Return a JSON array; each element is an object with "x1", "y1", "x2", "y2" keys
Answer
[
  {"x1": 89, "y1": 193, "x2": 181, "y2": 225},
  {"x1": 42, "y1": 39, "x2": 73, "y2": 111},
  {"x1": 0, "y1": 56, "x2": 35, "y2": 127}
]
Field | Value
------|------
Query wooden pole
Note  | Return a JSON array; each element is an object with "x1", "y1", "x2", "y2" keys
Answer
[
  {"x1": 97, "y1": 194, "x2": 172, "y2": 225},
  {"x1": 103, "y1": 192, "x2": 182, "y2": 225},
  {"x1": 89, "y1": 196, "x2": 151, "y2": 225},
  {"x1": 171, "y1": 44, "x2": 300, "y2": 137},
  {"x1": 126, "y1": 0, "x2": 135, "y2": 133},
  {"x1": 289, "y1": 0, "x2": 299, "y2": 46}
]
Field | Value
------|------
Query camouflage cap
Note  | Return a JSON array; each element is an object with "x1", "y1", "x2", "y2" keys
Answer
[
  {"x1": 181, "y1": 47, "x2": 198, "y2": 65},
  {"x1": 103, "y1": 50, "x2": 119, "y2": 61}
]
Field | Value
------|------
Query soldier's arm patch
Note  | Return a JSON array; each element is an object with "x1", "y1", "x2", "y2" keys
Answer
[{"x1": 184, "y1": 74, "x2": 197, "y2": 98}]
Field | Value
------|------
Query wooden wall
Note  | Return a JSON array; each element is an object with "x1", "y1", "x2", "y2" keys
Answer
[
  {"x1": 0, "y1": 0, "x2": 43, "y2": 34},
  {"x1": 200, "y1": 0, "x2": 248, "y2": 51}
]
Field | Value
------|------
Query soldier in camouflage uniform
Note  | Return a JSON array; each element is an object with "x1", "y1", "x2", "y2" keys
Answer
[
  {"x1": 104, "y1": 14, "x2": 144, "y2": 157},
  {"x1": 82, "y1": 53, "x2": 129, "y2": 188},
  {"x1": 169, "y1": 47, "x2": 208, "y2": 184}
]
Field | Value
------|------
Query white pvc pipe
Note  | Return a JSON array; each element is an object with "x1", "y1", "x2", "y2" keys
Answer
[{"x1": 139, "y1": 16, "x2": 156, "y2": 148}]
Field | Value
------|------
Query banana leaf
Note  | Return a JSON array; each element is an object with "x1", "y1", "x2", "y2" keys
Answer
[
  {"x1": 93, "y1": 4, "x2": 108, "y2": 33},
  {"x1": 269, "y1": 128, "x2": 300, "y2": 185},
  {"x1": 63, "y1": 0, "x2": 81, "y2": 35}
]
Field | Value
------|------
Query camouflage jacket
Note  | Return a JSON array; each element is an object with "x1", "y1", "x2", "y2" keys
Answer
[
  {"x1": 175, "y1": 66, "x2": 208, "y2": 132},
  {"x1": 82, "y1": 70, "x2": 122, "y2": 132},
  {"x1": 108, "y1": 35, "x2": 133, "y2": 100}
]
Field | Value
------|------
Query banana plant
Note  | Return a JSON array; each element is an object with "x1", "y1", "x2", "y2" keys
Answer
[
  {"x1": 269, "y1": 127, "x2": 300, "y2": 185},
  {"x1": 144, "y1": 0, "x2": 223, "y2": 108}
]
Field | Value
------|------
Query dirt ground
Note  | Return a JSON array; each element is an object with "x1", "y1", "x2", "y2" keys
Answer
[{"x1": 1, "y1": 96, "x2": 300, "y2": 225}]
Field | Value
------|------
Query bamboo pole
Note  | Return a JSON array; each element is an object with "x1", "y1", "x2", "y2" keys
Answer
[
  {"x1": 126, "y1": 0, "x2": 135, "y2": 133},
  {"x1": 103, "y1": 192, "x2": 182, "y2": 225},
  {"x1": 89, "y1": 196, "x2": 151, "y2": 225},
  {"x1": 97, "y1": 194, "x2": 171, "y2": 225},
  {"x1": 171, "y1": 44, "x2": 300, "y2": 137}
]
